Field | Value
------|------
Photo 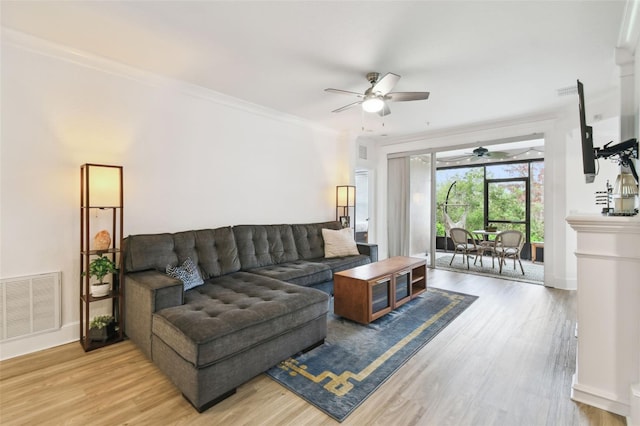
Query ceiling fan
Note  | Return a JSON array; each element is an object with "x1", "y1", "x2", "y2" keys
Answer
[
  {"x1": 469, "y1": 146, "x2": 509, "y2": 160},
  {"x1": 325, "y1": 72, "x2": 430, "y2": 116},
  {"x1": 441, "y1": 146, "x2": 511, "y2": 163}
]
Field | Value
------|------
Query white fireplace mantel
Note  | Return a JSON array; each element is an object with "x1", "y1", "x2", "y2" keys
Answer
[{"x1": 566, "y1": 214, "x2": 640, "y2": 423}]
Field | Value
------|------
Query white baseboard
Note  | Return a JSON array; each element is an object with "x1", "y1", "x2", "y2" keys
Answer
[
  {"x1": 0, "y1": 322, "x2": 79, "y2": 360},
  {"x1": 629, "y1": 383, "x2": 640, "y2": 426},
  {"x1": 571, "y1": 374, "x2": 630, "y2": 417}
]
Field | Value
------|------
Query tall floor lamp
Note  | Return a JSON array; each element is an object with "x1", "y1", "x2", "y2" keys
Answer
[{"x1": 336, "y1": 185, "x2": 356, "y2": 235}]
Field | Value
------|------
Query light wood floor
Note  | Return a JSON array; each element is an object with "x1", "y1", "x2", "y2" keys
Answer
[{"x1": 0, "y1": 269, "x2": 626, "y2": 425}]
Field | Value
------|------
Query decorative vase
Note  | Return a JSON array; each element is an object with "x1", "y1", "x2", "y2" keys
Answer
[
  {"x1": 90, "y1": 282, "x2": 111, "y2": 297},
  {"x1": 94, "y1": 230, "x2": 111, "y2": 251}
]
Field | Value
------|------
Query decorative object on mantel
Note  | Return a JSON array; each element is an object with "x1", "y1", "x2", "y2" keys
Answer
[
  {"x1": 596, "y1": 176, "x2": 638, "y2": 217},
  {"x1": 93, "y1": 230, "x2": 111, "y2": 251},
  {"x1": 595, "y1": 180, "x2": 613, "y2": 215},
  {"x1": 88, "y1": 315, "x2": 115, "y2": 342},
  {"x1": 611, "y1": 170, "x2": 638, "y2": 215}
]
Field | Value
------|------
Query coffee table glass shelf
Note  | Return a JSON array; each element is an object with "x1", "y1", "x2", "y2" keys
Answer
[{"x1": 333, "y1": 256, "x2": 427, "y2": 324}]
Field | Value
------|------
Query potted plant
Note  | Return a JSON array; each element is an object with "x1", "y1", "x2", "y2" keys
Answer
[
  {"x1": 84, "y1": 255, "x2": 117, "y2": 297},
  {"x1": 89, "y1": 314, "x2": 115, "y2": 342}
]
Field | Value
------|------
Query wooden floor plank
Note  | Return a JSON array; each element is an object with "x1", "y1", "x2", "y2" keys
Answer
[{"x1": 0, "y1": 269, "x2": 626, "y2": 425}]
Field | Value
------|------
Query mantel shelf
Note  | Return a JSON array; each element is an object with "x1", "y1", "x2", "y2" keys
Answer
[{"x1": 566, "y1": 214, "x2": 640, "y2": 234}]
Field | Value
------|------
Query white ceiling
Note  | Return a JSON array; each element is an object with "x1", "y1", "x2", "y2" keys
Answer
[{"x1": 0, "y1": 1, "x2": 633, "y2": 141}]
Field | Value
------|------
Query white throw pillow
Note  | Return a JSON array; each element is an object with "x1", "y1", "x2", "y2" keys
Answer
[{"x1": 322, "y1": 228, "x2": 359, "y2": 258}]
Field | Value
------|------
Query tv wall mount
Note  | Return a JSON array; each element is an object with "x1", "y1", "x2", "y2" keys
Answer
[
  {"x1": 593, "y1": 138, "x2": 639, "y2": 216},
  {"x1": 594, "y1": 137, "x2": 638, "y2": 183}
]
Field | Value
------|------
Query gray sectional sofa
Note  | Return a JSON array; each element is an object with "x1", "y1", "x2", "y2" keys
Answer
[{"x1": 122, "y1": 221, "x2": 377, "y2": 411}]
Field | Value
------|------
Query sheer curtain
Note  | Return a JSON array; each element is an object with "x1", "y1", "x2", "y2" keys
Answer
[
  {"x1": 387, "y1": 157, "x2": 410, "y2": 257},
  {"x1": 409, "y1": 155, "x2": 432, "y2": 258}
]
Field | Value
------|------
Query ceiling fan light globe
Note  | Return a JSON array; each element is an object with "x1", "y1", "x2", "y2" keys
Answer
[{"x1": 362, "y1": 97, "x2": 384, "y2": 113}]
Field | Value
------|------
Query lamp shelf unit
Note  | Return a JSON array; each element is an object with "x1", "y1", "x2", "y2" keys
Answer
[
  {"x1": 79, "y1": 334, "x2": 122, "y2": 351},
  {"x1": 81, "y1": 248, "x2": 119, "y2": 256},
  {"x1": 81, "y1": 289, "x2": 119, "y2": 303},
  {"x1": 79, "y1": 164, "x2": 125, "y2": 352},
  {"x1": 336, "y1": 185, "x2": 356, "y2": 236}
]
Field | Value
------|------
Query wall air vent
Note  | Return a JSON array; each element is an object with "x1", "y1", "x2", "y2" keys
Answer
[
  {"x1": 0, "y1": 272, "x2": 61, "y2": 341},
  {"x1": 359, "y1": 145, "x2": 368, "y2": 160}
]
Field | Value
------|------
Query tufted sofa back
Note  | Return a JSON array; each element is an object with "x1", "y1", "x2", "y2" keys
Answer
[
  {"x1": 123, "y1": 221, "x2": 347, "y2": 278},
  {"x1": 123, "y1": 227, "x2": 241, "y2": 279},
  {"x1": 292, "y1": 221, "x2": 342, "y2": 260},
  {"x1": 232, "y1": 224, "x2": 299, "y2": 270}
]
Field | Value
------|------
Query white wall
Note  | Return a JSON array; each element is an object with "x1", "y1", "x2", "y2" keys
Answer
[{"x1": 0, "y1": 31, "x2": 350, "y2": 359}]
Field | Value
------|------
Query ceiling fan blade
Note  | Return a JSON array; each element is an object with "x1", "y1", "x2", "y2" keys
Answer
[
  {"x1": 488, "y1": 151, "x2": 510, "y2": 159},
  {"x1": 386, "y1": 91, "x2": 430, "y2": 102},
  {"x1": 331, "y1": 101, "x2": 363, "y2": 113},
  {"x1": 372, "y1": 73, "x2": 400, "y2": 95},
  {"x1": 443, "y1": 154, "x2": 474, "y2": 162},
  {"x1": 324, "y1": 88, "x2": 364, "y2": 98},
  {"x1": 377, "y1": 102, "x2": 391, "y2": 117}
]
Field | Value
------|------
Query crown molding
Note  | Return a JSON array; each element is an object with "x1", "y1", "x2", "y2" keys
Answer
[
  {"x1": 375, "y1": 112, "x2": 558, "y2": 147},
  {"x1": 1, "y1": 27, "x2": 338, "y2": 136}
]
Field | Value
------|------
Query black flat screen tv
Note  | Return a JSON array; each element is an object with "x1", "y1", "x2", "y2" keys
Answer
[{"x1": 577, "y1": 80, "x2": 596, "y2": 183}]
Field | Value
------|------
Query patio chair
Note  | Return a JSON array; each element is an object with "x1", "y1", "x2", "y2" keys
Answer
[
  {"x1": 495, "y1": 230, "x2": 525, "y2": 275},
  {"x1": 449, "y1": 227, "x2": 483, "y2": 269}
]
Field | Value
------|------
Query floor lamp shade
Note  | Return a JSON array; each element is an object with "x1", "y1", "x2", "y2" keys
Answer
[
  {"x1": 336, "y1": 185, "x2": 355, "y2": 208},
  {"x1": 81, "y1": 164, "x2": 123, "y2": 208}
]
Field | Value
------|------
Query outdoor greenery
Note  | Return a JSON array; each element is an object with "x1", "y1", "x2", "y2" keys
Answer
[{"x1": 436, "y1": 160, "x2": 544, "y2": 243}]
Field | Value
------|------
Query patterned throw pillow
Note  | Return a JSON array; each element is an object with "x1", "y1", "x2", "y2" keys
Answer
[
  {"x1": 322, "y1": 227, "x2": 359, "y2": 258},
  {"x1": 166, "y1": 257, "x2": 204, "y2": 291}
]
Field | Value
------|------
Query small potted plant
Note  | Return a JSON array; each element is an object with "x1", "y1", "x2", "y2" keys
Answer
[
  {"x1": 89, "y1": 314, "x2": 115, "y2": 342},
  {"x1": 84, "y1": 255, "x2": 117, "y2": 297}
]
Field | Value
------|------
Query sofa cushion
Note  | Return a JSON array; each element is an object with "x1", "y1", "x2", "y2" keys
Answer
[
  {"x1": 124, "y1": 233, "x2": 178, "y2": 273},
  {"x1": 152, "y1": 271, "x2": 329, "y2": 368},
  {"x1": 247, "y1": 260, "x2": 332, "y2": 287},
  {"x1": 233, "y1": 225, "x2": 298, "y2": 270},
  {"x1": 292, "y1": 221, "x2": 341, "y2": 260},
  {"x1": 174, "y1": 228, "x2": 241, "y2": 279},
  {"x1": 124, "y1": 227, "x2": 241, "y2": 279},
  {"x1": 313, "y1": 254, "x2": 372, "y2": 273}
]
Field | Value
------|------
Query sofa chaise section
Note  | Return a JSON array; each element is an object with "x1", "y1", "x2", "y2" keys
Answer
[{"x1": 152, "y1": 271, "x2": 328, "y2": 411}]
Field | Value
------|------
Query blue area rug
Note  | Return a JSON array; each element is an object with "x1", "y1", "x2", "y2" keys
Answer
[{"x1": 266, "y1": 288, "x2": 477, "y2": 422}]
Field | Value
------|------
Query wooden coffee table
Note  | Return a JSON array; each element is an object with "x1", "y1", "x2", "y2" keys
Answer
[{"x1": 333, "y1": 256, "x2": 427, "y2": 324}]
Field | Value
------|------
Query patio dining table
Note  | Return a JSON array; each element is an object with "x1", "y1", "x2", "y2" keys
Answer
[
  {"x1": 472, "y1": 230, "x2": 501, "y2": 267},
  {"x1": 472, "y1": 229, "x2": 500, "y2": 240}
]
